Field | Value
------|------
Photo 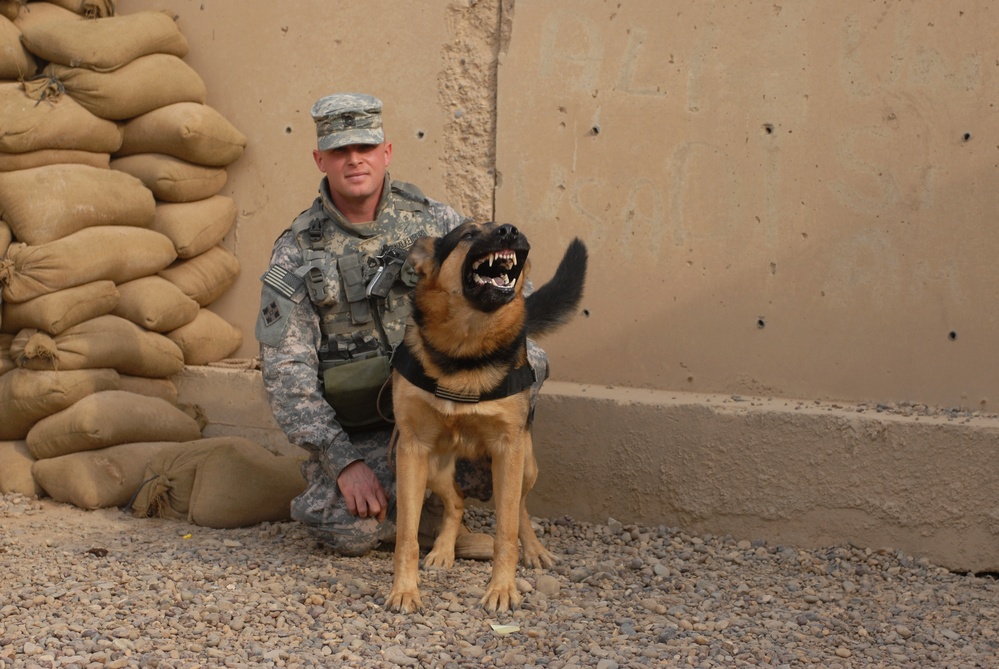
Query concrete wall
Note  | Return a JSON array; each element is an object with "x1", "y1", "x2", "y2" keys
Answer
[{"x1": 121, "y1": 1, "x2": 999, "y2": 570}]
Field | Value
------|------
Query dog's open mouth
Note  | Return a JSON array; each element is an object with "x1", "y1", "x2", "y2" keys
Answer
[
  {"x1": 469, "y1": 249, "x2": 523, "y2": 290},
  {"x1": 463, "y1": 245, "x2": 529, "y2": 311}
]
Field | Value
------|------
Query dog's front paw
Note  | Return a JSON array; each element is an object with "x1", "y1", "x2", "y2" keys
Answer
[
  {"x1": 521, "y1": 539, "x2": 558, "y2": 569},
  {"x1": 423, "y1": 547, "x2": 455, "y2": 570},
  {"x1": 386, "y1": 588, "x2": 424, "y2": 614},
  {"x1": 481, "y1": 581, "x2": 521, "y2": 613}
]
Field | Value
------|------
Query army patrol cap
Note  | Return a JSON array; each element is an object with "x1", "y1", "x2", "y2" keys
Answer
[{"x1": 311, "y1": 93, "x2": 385, "y2": 151}]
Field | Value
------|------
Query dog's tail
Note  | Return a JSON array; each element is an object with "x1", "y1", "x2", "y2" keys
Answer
[{"x1": 526, "y1": 237, "x2": 588, "y2": 337}]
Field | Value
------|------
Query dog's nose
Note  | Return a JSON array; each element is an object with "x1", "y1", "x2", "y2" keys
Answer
[{"x1": 495, "y1": 224, "x2": 519, "y2": 239}]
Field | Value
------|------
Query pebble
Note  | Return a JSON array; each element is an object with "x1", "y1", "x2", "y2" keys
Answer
[{"x1": 1, "y1": 494, "x2": 997, "y2": 668}]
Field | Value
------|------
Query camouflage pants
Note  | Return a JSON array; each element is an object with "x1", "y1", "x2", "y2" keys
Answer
[{"x1": 292, "y1": 340, "x2": 549, "y2": 556}]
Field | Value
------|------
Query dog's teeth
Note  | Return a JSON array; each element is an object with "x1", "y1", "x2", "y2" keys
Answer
[
  {"x1": 488, "y1": 255, "x2": 494, "y2": 267},
  {"x1": 510, "y1": 277, "x2": 517, "y2": 288}
]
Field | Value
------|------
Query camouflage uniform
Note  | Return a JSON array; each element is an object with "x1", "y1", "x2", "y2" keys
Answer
[{"x1": 256, "y1": 175, "x2": 550, "y2": 556}]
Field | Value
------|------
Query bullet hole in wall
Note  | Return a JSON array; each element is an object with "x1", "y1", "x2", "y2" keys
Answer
[
  {"x1": 949, "y1": 331, "x2": 958, "y2": 341},
  {"x1": 757, "y1": 318, "x2": 766, "y2": 329}
]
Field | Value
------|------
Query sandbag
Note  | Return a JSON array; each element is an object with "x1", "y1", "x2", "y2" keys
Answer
[
  {"x1": 0, "y1": 440, "x2": 43, "y2": 495},
  {"x1": 0, "y1": 164, "x2": 155, "y2": 245},
  {"x1": 43, "y1": 53, "x2": 206, "y2": 120},
  {"x1": 128, "y1": 439, "x2": 212, "y2": 520},
  {"x1": 43, "y1": 0, "x2": 114, "y2": 19},
  {"x1": 0, "y1": 81, "x2": 123, "y2": 154},
  {"x1": 130, "y1": 436, "x2": 305, "y2": 527},
  {"x1": 31, "y1": 441, "x2": 178, "y2": 509},
  {"x1": 11, "y1": 315, "x2": 185, "y2": 377},
  {"x1": 113, "y1": 275, "x2": 197, "y2": 332},
  {"x1": 0, "y1": 226, "x2": 176, "y2": 303},
  {"x1": 12, "y1": 2, "x2": 81, "y2": 28},
  {"x1": 0, "y1": 15, "x2": 36, "y2": 79},
  {"x1": 0, "y1": 149, "x2": 110, "y2": 172},
  {"x1": 26, "y1": 390, "x2": 202, "y2": 459},
  {"x1": 20, "y1": 10, "x2": 187, "y2": 72},
  {"x1": 1, "y1": 280, "x2": 118, "y2": 335},
  {"x1": 167, "y1": 308, "x2": 241, "y2": 365},
  {"x1": 189, "y1": 440, "x2": 307, "y2": 529},
  {"x1": 0, "y1": 220, "x2": 9, "y2": 256},
  {"x1": 0, "y1": 367, "x2": 119, "y2": 439},
  {"x1": 117, "y1": 102, "x2": 246, "y2": 166},
  {"x1": 118, "y1": 374, "x2": 177, "y2": 404},
  {"x1": 110, "y1": 153, "x2": 226, "y2": 203},
  {"x1": 151, "y1": 196, "x2": 236, "y2": 259},
  {"x1": 158, "y1": 245, "x2": 239, "y2": 307}
]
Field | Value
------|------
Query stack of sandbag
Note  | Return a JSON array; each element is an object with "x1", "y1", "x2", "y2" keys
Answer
[{"x1": 0, "y1": 2, "x2": 250, "y2": 508}]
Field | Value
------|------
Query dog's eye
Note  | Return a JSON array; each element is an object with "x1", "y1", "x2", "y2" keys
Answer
[{"x1": 462, "y1": 231, "x2": 476, "y2": 241}]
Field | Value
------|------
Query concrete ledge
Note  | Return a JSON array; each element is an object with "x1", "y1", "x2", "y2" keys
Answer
[{"x1": 173, "y1": 367, "x2": 999, "y2": 573}]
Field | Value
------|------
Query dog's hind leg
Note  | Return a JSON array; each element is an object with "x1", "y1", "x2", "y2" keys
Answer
[
  {"x1": 423, "y1": 456, "x2": 464, "y2": 570},
  {"x1": 387, "y1": 442, "x2": 430, "y2": 613},
  {"x1": 518, "y1": 433, "x2": 557, "y2": 569}
]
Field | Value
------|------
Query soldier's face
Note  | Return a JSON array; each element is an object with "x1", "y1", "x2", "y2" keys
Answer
[{"x1": 314, "y1": 142, "x2": 392, "y2": 205}]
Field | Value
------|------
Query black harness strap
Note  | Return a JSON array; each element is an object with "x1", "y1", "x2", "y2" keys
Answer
[{"x1": 390, "y1": 342, "x2": 535, "y2": 403}]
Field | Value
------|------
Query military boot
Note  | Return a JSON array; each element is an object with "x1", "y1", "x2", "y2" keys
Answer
[{"x1": 418, "y1": 494, "x2": 493, "y2": 560}]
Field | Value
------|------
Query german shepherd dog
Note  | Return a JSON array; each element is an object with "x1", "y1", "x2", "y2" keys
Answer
[{"x1": 386, "y1": 221, "x2": 587, "y2": 613}]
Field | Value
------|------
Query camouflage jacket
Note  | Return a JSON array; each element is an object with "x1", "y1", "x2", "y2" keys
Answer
[{"x1": 255, "y1": 175, "x2": 467, "y2": 482}]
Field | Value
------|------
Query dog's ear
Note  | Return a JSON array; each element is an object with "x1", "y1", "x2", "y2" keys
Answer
[{"x1": 406, "y1": 236, "x2": 438, "y2": 279}]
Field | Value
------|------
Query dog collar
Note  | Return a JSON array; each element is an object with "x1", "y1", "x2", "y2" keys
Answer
[{"x1": 390, "y1": 343, "x2": 536, "y2": 403}]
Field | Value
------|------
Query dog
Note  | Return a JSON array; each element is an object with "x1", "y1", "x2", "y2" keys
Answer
[{"x1": 385, "y1": 220, "x2": 587, "y2": 614}]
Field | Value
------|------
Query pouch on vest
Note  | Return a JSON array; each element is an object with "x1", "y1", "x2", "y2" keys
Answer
[{"x1": 322, "y1": 355, "x2": 392, "y2": 432}]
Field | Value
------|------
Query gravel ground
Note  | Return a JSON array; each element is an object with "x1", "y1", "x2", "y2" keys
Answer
[{"x1": 1, "y1": 493, "x2": 997, "y2": 669}]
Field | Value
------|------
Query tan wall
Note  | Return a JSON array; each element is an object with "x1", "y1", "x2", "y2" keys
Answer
[
  {"x1": 134, "y1": 0, "x2": 999, "y2": 411},
  {"x1": 125, "y1": 1, "x2": 999, "y2": 568}
]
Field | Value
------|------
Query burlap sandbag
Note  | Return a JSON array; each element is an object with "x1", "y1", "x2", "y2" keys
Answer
[
  {"x1": 0, "y1": 333, "x2": 13, "y2": 376},
  {"x1": 118, "y1": 374, "x2": 177, "y2": 404},
  {"x1": 43, "y1": 53, "x2": 206, "y2": 120},
  {"x1": 128, "y1": 439, "x2": 212, "y2": 520},
  {"x1": 0, "y1": 15, "x2": 36, "y2": 79},
  {"x1": 31, "y1": 441, "x2": 177, "y2": 509},
  {"x1": 0, "y1": 226, "x2": 176, "y2": 303},
  {"x1": 12, "y1": 2, "x2": 80, "y2": 28},
  {"x1": 0, "y1": 440, "x2": 43, "y2": 496},
  {"x1": 20, "y1": 10, "x2": 187, "y2": 72},
  {"x1": 158, "y1": 245, "x2": 239, "y2": 307},
  {"x1": 151, "y1": 196, "x2": 236, "y2": 259},
  {"x1": 0, "y1": 367, "x2": 119, "y2": 440},
  {"x1": 189, "y1": 439, "x2": 307, "y2": 529},
  {"x1": 0, "y1": 164, "x2": 155, "y2": 245},
  {"x1": 0, "y1": 149, "x2": 110, "y2": 172},
  {"x1": 166, "y1": 309, "x2": 241, "y2": 365},
  {"x1": 26, "y1": 390, "x2": 202, "y2": 460},
  {"x1": 118, "y1": 102, "x2": 246, "y2": 166},
  {"x1": 110, "y1": 153, "x2": 226, "y2": 203},
  {"x1": 11, "y1": 315, "x2": 185, "y2": 377},
  {"x1": 1, "y1": 280, "x2": 118, "y2": 335},
  {"x1": 0, "y1": 82, "x2": 122, "y2": 154},
  {"x1": 43, "y1": 0, "x2": 114, "y2": 19},
  {"x1": 113, "y1": 275, "x2": 197, "y2": 332}
]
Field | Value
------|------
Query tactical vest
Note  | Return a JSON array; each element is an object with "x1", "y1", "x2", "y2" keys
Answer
[{"x1": 291, "y1": 177, "x2": 435, "y2": 371}]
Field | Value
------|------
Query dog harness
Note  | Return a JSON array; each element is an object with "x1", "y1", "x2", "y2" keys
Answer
[{"x1": 390, "y1": 342, "x2": 536, "y2": 403}]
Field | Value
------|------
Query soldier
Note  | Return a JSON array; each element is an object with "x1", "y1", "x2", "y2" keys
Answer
[{"x1": 255, "y1": 93, "x2": 549, "y2": 557}]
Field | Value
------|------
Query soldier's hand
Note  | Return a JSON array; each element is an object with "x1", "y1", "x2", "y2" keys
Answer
[{"x1": 337, "y1": 461, "x2": 389, "y2": 522}]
